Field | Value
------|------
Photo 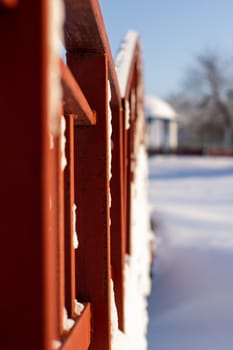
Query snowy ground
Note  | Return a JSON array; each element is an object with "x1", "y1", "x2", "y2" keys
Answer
[{"x1": 147, "y1": 156, "x2": 233, "y2": 350}]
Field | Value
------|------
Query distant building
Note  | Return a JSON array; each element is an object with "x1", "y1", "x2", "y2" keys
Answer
[{"x1": 145, "y1": 95, "x2": 178, "y2": 152}]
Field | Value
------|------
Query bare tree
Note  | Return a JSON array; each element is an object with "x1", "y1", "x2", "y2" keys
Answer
[{"x1": 169, "y1": 51, "x2": 233, "y2": 148}]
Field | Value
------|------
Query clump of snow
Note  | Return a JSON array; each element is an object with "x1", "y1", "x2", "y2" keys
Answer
[
  {"x1": 130, "y1": 89, "x2": 136, "y2": 117},
  {"x1": 73, "y1": 204, "x2": 78, "y2": 249},
  {"x1": 125, "y1": 100, "x2": 130, "y2": 130},
  {"x1": 115, "y1": 31, "x2": 138, "y2": 98},
  {"x1": 63, "y1": 307, "x2": 75, "y2": 332},
  {"x1": 74, "y1": 299, "x2": 84, "y2": 316},
  {"x1": 109, "y1": 191, "x2": 112, "y2": 209},
  {"x1": 110, "y1": 279, "x2": 119, "y2": 340},
  {"x1": 124, "y1": 255, "x2": 148, "y2": 350},
  {"x1": 52, "y1": 340, "x2": 62, "y2": 349},
  {"x1": 61, "y1": 116, "x2": 67, "y2": 170},
  {"x1": 123, "y1": 144, "x2": 152, "y2": 350},
  {"x1": 111, "y1": 279, "x2": 132, "y2": 350},
  {"x1": 48, "y1": 0, "x2": 64, "y2": 136},
  {"x1": 112, "y1": 329, "x2": 131, "y2": 350},
  {"x1": 111, "y1": 124, "x2": 152, "y2": 350}
]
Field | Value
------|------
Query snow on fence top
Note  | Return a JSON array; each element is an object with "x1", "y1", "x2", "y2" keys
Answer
[
  {"x1": 145, "y1": 95, "x2": 177, "y2": 121},
  {"x1": 115, "y1": 30, "x2": 138, "y2": 98}
]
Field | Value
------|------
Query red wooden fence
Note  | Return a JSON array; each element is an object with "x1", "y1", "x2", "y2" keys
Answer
[{"x1": 0, "y1": 1, "x2": 146, "y2": 349}]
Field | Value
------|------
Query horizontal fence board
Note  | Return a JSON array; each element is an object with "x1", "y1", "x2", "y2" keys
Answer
[{"x1": 61, "y1": 60, "x2": 96, "y2": 126}]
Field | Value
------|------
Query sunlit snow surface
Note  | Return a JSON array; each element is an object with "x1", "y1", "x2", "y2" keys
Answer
[{"x1": 147, "y1": 156, "x2": 233, "y2": 350}]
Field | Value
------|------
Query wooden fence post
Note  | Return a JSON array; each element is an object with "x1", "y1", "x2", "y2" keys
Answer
[
  {"x1": 67, "y1": 52, "x2": 112, "y2": 350},
  {"x1": 0, "y1": 1, "x2": 57, "y2": 349}
]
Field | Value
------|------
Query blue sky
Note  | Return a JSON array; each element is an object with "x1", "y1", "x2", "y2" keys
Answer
[{"x1": 99, "y1": 0, "x2": 233, "y2": 99}]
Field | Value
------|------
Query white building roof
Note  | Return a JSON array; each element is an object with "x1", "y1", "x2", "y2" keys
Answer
[{"x1": 145, "y1": 95, "x2": 177, "y2": 121}]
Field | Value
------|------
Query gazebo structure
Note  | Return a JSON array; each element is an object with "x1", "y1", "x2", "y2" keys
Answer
[{"x1": 145, "y1": 95, "x2": 178, "y2": 152}]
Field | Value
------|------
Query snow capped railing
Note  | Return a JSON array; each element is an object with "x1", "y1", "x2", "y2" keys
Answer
[
  {"x1": 0, "y1": 1, "x2": 151, "y2": 350},
  {"x1": 115, "y1": 30, "x2": 139, "y2": 98},
  {"x1": 114, "y1": 29, "x2": 152, "y2": 350}
]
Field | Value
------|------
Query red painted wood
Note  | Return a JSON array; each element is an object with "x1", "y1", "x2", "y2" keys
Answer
[
  {"x1": 63, "y1": 0, "x2": 121, "y2": 107},
  {"x1": 110, "y1": 104, "x2": 125, "y2": 331},
  {"x1": 61, "y1": 60, "x2": 96, "y2": 126},
  {"x1": 57, "y1": 116, "x2": 66, "y2": 334},
  {"x1": 0, "y1": 0, "x2": 18, "y2": 8},
  {"x1": 64, "y1": 115, "x2": 77, "y2": 318},
  {"x1": 129, "y1": 84, "x2": 137, "y2": 183},
  {"x1": 51, "y1": 136, "x2": 61, "y2": 341},
  {"x1": 124, "y1": 66, "x2": 140, "y2": 255},
  {"x1": 122, "y1": 101, "x2": 128, "y2": 256},
  {"x1": 62, "y1": 303, "x2": 91, "y2": 350},
  {"x1": 126, "y1": 125, "x2": 132, "y2": 255},
  {"x1": 0, "y1": 1, "x2": 145, "y2": 349},
  {"x1": 67, "y1": 52, "x2": 111, "y2": 350},
  {"x1": 0, "y1": 1, "x2": 57, "y2": 349}
]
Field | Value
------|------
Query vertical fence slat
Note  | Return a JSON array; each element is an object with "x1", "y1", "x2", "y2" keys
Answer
[
  {"x1": 126, "y1": 119, "x2": 132, "y2": 255},
  {"x1": 0, "y1": 1, "x2": 57, "y2": 349},
  {"x1": 110, "y1": 104, "x2": 125, "y2": 331},
  {"x1": 67, "y1": 52, "x2": 111, "y2": 350},
  {"x1": 58, "y1": 116, "x2": 66, "y2": 334},
  {"x1": 64, "y1": 115, "x2": 76, "y2": 318}
]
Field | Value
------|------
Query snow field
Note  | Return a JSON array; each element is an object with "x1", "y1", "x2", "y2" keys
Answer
[{"x1": 148, "y1": 156, "x2": 233, "y2": 350}]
